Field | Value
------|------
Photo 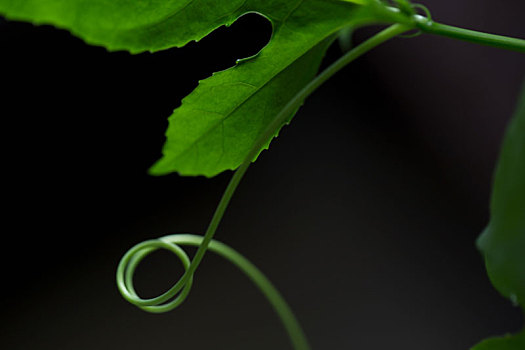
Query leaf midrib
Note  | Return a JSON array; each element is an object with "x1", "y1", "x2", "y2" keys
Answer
[{"x1": 166, "y1": 41, "x2": 317, "y2": 163}]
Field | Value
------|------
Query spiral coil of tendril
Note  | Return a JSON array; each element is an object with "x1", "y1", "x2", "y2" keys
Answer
[
  {"x1": 397, "y1": 2, "x2": 434, "y2": 38},
  {"x1": 116, "y1": 234, "x2": 311, "y2": 349},
  {"x1": 116, "y1": 236, "x2": 193, "y2": 313}
]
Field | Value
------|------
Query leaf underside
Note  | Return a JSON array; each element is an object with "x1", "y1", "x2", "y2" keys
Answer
[
  {"x1": 0, "y1": 0, "x2": 378, "y2": 177},
  {"x1": 473, "y1": 84, "x2": 525, "y2": 350}
]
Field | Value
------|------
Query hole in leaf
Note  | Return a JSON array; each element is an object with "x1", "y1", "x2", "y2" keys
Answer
[{"x1": 192, "y1": 12, "x2": 273, "y2": 73}]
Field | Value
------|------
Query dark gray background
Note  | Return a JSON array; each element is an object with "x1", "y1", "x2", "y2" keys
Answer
[{"x1": 1, "y1": 0, "x2": 524, "y2": 349}]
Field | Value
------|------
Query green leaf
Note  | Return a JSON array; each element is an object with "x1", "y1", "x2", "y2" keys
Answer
[
  {"x1": 1, "y1": 0, "x2": 310, "y2": 53},
  {"x1": 0, "y1": 0, "x2": 381, "y2": 177},
  {"x1": 150, "y1": 36, "x2": 334, "y2": 176},
  {"x1": 150, "y1": 3, "x2": 378, "y2": 177},
  {"x1": 474, "y1": 83, "x2": 525, "y2": 349}
]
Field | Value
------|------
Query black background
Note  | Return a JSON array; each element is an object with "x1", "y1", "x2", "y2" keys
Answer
[{"x1": 1, "y1": 0, "x2": 524, "y2": 349}]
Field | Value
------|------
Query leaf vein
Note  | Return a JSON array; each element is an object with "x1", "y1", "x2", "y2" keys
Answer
[{"x1": 168, "y1": 47, "x2": 314, "y2": 161}]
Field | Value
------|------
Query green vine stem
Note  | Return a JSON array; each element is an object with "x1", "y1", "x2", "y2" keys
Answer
[
  {"x1": 117, "y1": 23, "x2": 410, "y2": 350},
  {"x1": 370, "y1": 2, "x2": 525, "y2": 53},
  {"x1": 415, "y1": 16, "x2": 525, "y2": 53}
]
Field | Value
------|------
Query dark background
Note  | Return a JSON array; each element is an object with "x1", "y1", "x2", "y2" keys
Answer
[{"x1": 1, "y1": 0, "x2": 524, "y2": 349}]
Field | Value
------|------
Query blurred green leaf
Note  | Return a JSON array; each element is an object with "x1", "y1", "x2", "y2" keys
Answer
[
  {"x1": 474, "y1": 83, "x2": 525, "y2": 349},
  {"x1": 473, "y1": 332, "x2": 525, "y2": 350}
]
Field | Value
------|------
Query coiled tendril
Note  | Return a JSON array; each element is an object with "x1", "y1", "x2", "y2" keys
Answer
[
  {"x1": 117, "y1": 234, "x2": 309, "y2": 347},
  {"x1": 117, "y1": 237, "x2": 193, "y2": 313},
  {"x1": 398, "y1": 2, "x2": 433, "y2": 38}
]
